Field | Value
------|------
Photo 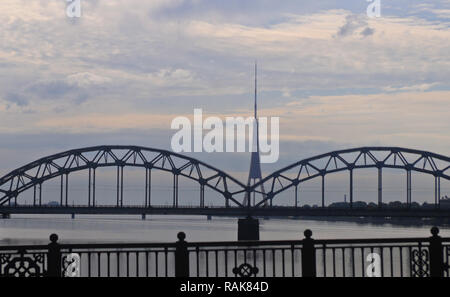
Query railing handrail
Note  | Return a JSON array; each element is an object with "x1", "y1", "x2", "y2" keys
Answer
[{"x1": 3, "y1": 236, "x2": 450, "y2": 252}]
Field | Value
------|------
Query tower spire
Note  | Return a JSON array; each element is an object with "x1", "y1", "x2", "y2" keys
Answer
[
  {"x1": 254, "y1": 62, "x2": 257, "y2": 120},
  {"x1": 244, "y1": 62, "x2": 267, "y2": 207}
]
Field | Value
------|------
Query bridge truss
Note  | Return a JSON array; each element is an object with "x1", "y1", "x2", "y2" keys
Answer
[
  {"x1": 0, "y1": 146, "x2": 449, "y2": 209},
  {"x1": 0, "y1": 146, "x2": 246, "y2": 207},
  {"x1": 252, "y1": 147, "x2": 450, "y2": 208}
]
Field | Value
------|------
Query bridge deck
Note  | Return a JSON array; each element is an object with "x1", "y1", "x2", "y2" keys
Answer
[{"x1": 1, "y1": 205, "x2": 450, "y2": 218}]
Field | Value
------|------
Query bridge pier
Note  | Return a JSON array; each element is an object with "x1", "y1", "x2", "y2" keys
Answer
[
  {"x1": 1, "y1": 213, "x2": 10, "y2": 219},
  {"x1": 238, "y1": 216, "x2": 259, "y2": 241},
  {"x1": 207, "y1": 215, "x2": 212, "y2": 221},
  {"x1": 71, "y1": 213, "x2": 75, "y2": 219},
  {"x1": 142, "y1": 214, "x2": 146, "y2": 220}
]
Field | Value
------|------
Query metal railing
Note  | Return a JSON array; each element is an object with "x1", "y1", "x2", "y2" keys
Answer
[{"x1": 0, "y1": 227, "x2": 448, "y2": 277}]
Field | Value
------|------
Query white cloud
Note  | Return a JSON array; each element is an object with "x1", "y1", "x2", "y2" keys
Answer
[
  {"x1": 0, "y1": 0, "x2": 448, "y2": 159},
  {"x1": 382, "y1": 83, "x2": 438, "y2": 92},
  {"x1": 66, "y1": 72, "x2": 112, "y2": 87}
]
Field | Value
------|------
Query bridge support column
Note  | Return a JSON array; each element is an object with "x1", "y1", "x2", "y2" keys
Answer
[
  {"x1": 39, "y1": 183, "x2": 43, "y2": 206},
  {"x1": 378, "y1": 167, "x2": 383, "y2": 207},
  {"x1": 116, "y1": 165, "x2": 125, "y2": 207},
  {"x1": 88, "y1": 168, "x2": 96, "y2": 207},
  {"x1": 200, "y1": 184, "x2": 205, "y2": 208},
  {"x1": 207, "y1": 215, "x2": 212, "y2": 221},
  {"x1": 406, "y1": 170, "x2": 412, "y2": 207},
  {"x1": 33, "y1": 185, "x2": 37, "y2": 206},
  {"x1": 173, "y1": 174, "x2": 179, "y2": 208},
  {"x1": 435, "y1": 176, "x2": 440, "y2": 208},
  {"x1": 321, "y1": 175, "x2": 325, "y2": 208},
  {"x1": 1, "y1": 213, "x2": 10, "y2": 219},
  {"x1": 142, "y1": 214, "x2": 146, "y2": 220},
  {"x1": 145, "y1": 168, "x2": 152, "y2": 208},
  {"x1": 71, "y1": 213, "x2": 75, "y2": 219},
  {"x1": 93, "y1": 168, "x2": 96, "y2": 207},
  {"x1": 238, "y1": 216, "x2": 259, "y2": 241},
  {"x1": 65, "y1": 174, "x2": 69, "y2": 206},
  {"x1": 120, "y1": 166, "x2": 124, "y2": 207},
  {"x1": 60, "y1": 175, "x2": 64, "y2": 206},
  {"x1": 294, "y1": 184, "x2": 298, "y2": 208},
  {"x1": 88, "y1": 168, "x2": 91, "y2": 207},
  {"x1": 349, "y1": 169, "x2": 353, "y2": 208}
]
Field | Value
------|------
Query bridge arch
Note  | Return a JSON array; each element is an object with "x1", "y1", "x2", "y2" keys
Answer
[
  {"x1": 252, "y1": 147, "x2": 450, "y2": 207},
  {"x1": 0, "y1": 145, "x2": 246, "y2": 207}
]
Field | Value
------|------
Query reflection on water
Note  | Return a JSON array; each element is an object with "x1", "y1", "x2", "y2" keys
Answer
[{"x1": 1, "y1": 214, "x2": 448, "y2": 245}]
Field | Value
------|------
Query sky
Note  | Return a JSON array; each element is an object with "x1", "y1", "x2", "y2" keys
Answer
[{"x1": 0, "y1": 0, "x2": 449, "y2": 205}]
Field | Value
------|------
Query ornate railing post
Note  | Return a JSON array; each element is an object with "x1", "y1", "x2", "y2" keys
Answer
[
  {"x1": 429, "y1": 227, "x2": 444, "y2": 277},
  {"x1": 47, "y1": 233, "x2": 62, "y2": 277},
  {"x1": 302, "y1": 229, "x2": 316, "y2": 277},
  {"x1": 175, "y1": 232, "x2": 189, "y2": 277}
]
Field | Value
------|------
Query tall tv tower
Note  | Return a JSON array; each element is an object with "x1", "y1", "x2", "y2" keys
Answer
[{"x1": 244, "y1": 62, "x2": 267, "y2": 207}]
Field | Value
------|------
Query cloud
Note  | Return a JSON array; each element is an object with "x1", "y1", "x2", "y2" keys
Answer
[
  {"x1": 0, "y1": 0, "x2": 448, "y2": 179},
  {"x1": 25, "y1": 79, "x2": 77, "y2": 99},
  {"x1": 4, "y1": 92, "x2": 28, "y2": 107},
  {"x1": 66, "y1": 72, "x2": 112, "y2": 87},
  {"x1": 382, "y1": 83, "x2": 438, "y2": 92},
  {"x1": 360, "y1": 26, "x2": 374, "y2": 36},
  {"x1": 336, "y1": 14, "x2": 375, "y2": 37},
  {"x1": 147, "y1": 68, "x2": 195, "y2": 87}
]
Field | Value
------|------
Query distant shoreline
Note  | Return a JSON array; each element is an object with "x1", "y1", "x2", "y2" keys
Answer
[{"x1": 277, "y1": 215, "x2": 450, "y2": 227}]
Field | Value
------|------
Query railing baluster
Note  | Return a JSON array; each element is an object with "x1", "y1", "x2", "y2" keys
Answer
[
  {"x1": 399, "y1": 246, "x2": 403, "y2": 277},
  {"x1": 390, "y1": 247, "x2": 393, "y2": 277},
  {"x1": 408, "y1": 246, "x2": 412, "y2": 277},
  {"x1": 253, "y1": 249, "x2": 257, "y2": 277},
  {"x1": 215, "y1": 250, "x2": 219, "y2": 277},
  {"x1": 155, "y1": 251, "x2": 159, "y2": 277},
  {"x1": 291, "y1": 245, "x2": 295, "y2": 277},
  {"x1": 351, "y1": 247, "x2": 355, "y2": 277},
  {"x1": 107, "y1": 252, "x2": 110, "y2": 277},
  {"x1": 88, "y1": 252, "x2": 91, "y2": 277},
  {"x1": 272, "y1": 249, "x2": 276, "y2": 277},
  {"x1": 146, "y1": 252, "x2": 149, "y2": 277},
  {"x1": 164, "y1": 247, "x2": 168, "y2": 277},
  {"x1": 263, "y1": 249, "x2": 266, "y2": 277},
  {"x1": 360, "y1": 247, "x2": 364, "y2": 277},
  {"x1": 332, "y1": 248, "x2": 336, "y2": 277},
  {"x1": 98, "y1": 252, "x2": 101, "y2": 277},
  {"x1": 205, "y1": 250, "x2": 209, "y2": 277},
  {"x1": 224, "y1": 250, "x2": 228, "y2": 277},
  {"x1": 136, "y1": 252, "x2": 139, "y2": 277},
  {"x1": 196, "y1": 247, "x2": 199, "y2": 277},
  {"x1": 117, "y1": 252, "x2": 120, "y2": 277},
  {"x1": 126, "y1": 252, "x2": 129, "y2": 277},
  {"x1": 379, "y1": 246, "x2": 384, "y2": 277},
  {"x1": 234, "y1": 250, "x2": 237, "y2": 276},
  {"x1": 244, "y1": 249, "x2": 247, "y2": 265}
]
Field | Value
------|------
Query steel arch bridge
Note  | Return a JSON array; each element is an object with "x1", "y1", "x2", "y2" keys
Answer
[
  {"x1": 0, "y1": 146, "x2": 449, "y2": 213},
  {"x1": 0, "y1": 145, "x2": 247, "y2": 207},
  {"x1": 252, "y1": 147, "x2": 450, "y2": 208}
]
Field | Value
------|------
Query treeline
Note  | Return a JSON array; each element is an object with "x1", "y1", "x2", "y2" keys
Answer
[{"x1": 299, "y1": 201, "x2": 445, "y2": 209}]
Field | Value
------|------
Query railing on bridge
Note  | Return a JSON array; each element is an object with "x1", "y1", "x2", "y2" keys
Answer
[{"x1": 1, "y1": 228, "x2": 449, "y2": 277}]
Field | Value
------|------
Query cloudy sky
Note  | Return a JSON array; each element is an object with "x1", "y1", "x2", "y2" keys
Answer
[{"x1": 0, "y1": 0, "x2": 449, "y2": 205}]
